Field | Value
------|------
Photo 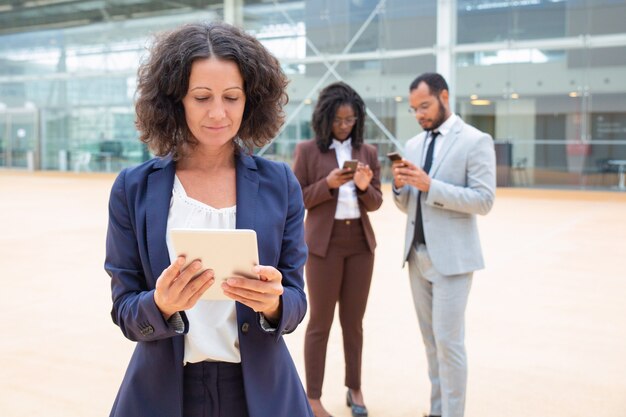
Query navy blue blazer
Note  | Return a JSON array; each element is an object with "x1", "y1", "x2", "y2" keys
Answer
[{"x1": 105, "y1": 153, "x2": 313, "y2": 417}]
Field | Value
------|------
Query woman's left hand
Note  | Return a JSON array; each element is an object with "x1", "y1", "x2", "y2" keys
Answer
[
  {"x1": 222, "y1": 265, "x2": 284, "y2": 323},
  {"x1": 353, "y1": 162, "x2": 373, "y2": 191}
]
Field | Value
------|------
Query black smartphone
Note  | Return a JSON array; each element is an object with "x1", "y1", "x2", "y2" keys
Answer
[
  {"x1": 386, "y1": 152, "x2": 403, "y2": 163},
  {"x1": 342, "y1": 159, "x2": 358, "y2": 175}
]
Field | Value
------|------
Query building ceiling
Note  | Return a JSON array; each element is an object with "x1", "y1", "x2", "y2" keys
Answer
[{"x1": 0, "y1": 0, "x2": 233, "y2": 35}]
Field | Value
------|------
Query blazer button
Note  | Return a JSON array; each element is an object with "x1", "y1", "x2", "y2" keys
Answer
[
  {"x1": 241, "y1": 322, "x2": 250, "y2": 334},
  {"x1": 140, "y1": 325, "x2": 154, "y2": 336}
]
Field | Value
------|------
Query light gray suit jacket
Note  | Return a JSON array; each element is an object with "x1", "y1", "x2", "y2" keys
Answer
[{"x1": 393, "y1": 116, "x2": 496, "y2": 276}]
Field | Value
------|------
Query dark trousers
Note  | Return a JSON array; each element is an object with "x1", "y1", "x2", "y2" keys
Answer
[
  {"x1": 183, "y1": 361, "x2": 250, "y2": 417},
  {"x1": 304, "y1": 219, "x2": 375, "y2": 399}
]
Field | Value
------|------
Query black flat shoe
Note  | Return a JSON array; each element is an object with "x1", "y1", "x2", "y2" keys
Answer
[{"x1": 346, "y1": 390, "x2": 368, "y2": 417}]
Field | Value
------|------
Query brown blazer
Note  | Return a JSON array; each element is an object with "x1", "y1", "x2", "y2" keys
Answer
[{"x1": 292, "y1": 139, "x2": 383, "y2": 258}]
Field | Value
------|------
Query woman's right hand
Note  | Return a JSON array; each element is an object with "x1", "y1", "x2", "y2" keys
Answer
[
  {"x1": 154, "y1": 256, "x2": 214, "y2": 319},
  {"x1": 326, "y1": 167, "x2": 354, "y2": 189}
]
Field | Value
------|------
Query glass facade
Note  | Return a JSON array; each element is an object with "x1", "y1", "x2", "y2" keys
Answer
[
  {"x1": 456, "y1": 0, "x2": 626, "y2": 188},
  {"x1": 0, "y1": 0, "x2": 625, "y2": 189}
]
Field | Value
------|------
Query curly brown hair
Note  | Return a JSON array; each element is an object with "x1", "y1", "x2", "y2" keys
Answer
[
  {"x1": 135, "y1": 21, "x2": 289, "y2": 157},
  {"x1": 311, "y1": 81, "x2": 366, "y2": 152}
]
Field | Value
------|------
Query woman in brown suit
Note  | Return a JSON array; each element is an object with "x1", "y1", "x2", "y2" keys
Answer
[{"x1": 292, "y1": 82, "x2": 383, "y2": 417}]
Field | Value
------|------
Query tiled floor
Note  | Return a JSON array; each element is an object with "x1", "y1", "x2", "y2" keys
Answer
[{"x1": 1, "y1": 171, "x2": 625, "y2": 417}]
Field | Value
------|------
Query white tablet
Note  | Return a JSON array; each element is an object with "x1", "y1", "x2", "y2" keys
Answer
[{"x1": 169, "y1": 228, "x2": 259, "y2": 301}]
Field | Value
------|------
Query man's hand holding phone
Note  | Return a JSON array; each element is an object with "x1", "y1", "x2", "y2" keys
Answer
[
  {"x1": 388, "y1": 152, "x2": 409, "y2": 190},
  {"x1": 392, "y1": 159, "x2": 432, "y2": 192}
]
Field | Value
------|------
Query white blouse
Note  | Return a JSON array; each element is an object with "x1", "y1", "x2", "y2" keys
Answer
[
  {"x1": 329, "y1": 138, "x2": 360, "y2": 219},
  {"x1": 165, "y1": 175, "x2": 240, "y2": 364}
]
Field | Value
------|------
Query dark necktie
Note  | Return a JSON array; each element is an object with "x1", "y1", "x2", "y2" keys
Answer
[{"x1": 413, "y1": 131, "x2": 439, "y2": 246}]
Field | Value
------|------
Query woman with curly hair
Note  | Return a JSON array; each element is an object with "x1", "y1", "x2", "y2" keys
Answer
[
  {"x1": 105, "y1": 21, "x2": 312, "y2": 417},
  {"x1": 292, "y1": 82, "x2": 383, "y2": 417}
]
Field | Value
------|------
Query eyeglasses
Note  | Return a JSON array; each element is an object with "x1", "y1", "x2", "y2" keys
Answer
[
  {"x1": 408, "y1": 102, "x2": 433, "y2": 115},
  {"x1": 332, "y1": 117, "x2": 358, "y2": 127}
]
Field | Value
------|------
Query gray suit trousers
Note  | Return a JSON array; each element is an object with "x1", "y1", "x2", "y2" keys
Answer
[{"x1": 408, "y1": 244, "x2": 473, "y2": 417}]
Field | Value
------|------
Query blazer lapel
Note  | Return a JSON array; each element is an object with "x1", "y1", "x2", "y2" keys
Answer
[
  {"x1": 146, "y1": 156, "x2": 175, "y2": 281},
  {"x1": 430, "y1": 119, "x2": 462, "y2": 177},
  {"x1": 327, "y1": 147, "x2": 338, "y2": 168},
  {"x1": 235, "y1": 153, "x2": 259, "y2": 230},
  {"x1": 319, "y1": 147, "x2": 338, "y2": 179}
]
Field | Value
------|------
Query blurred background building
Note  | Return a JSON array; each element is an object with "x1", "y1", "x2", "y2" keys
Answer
[{"x1": 0, "y1": 0, "x2": 625, "y2": 189}]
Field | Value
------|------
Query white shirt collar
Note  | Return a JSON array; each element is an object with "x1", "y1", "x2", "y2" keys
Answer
[
  {"x1": 329, "y1": 137, "x2": 352, "y2": 150},
  {"x1": 432, "y1": 113, "x2": 457, "y2": 137}
]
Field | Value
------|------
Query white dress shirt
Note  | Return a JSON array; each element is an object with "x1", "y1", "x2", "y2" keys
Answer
[
  {"x1": 421, "y1": 113, "x2": 458, "y2": 166},
  {"x1": 166, "y1": 175, "x2": 241, "y2": 364},
  {"x1": 329, "y1": 138, "x2": 360, "y2": 219}
]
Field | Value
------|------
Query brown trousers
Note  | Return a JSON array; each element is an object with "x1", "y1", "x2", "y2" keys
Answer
[{"x1": 304, "y1": 219, "x2": 375, "y2": 399}]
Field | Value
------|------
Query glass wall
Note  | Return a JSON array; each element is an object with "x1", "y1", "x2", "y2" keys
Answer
[
  {"x1": 0, "y1": 12, "x2": 219, "y2": 172},
  {"x1": 0, "y1": 0, "x2": 625, "y2": 190},
  {"x1": 455, "y1": 0, "x2": 626, "y2": 188},
  {"x1": 250, "y1": 0, "x2": 438, "y2": 183}
]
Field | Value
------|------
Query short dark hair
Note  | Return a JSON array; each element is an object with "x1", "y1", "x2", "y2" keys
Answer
[
  {"x1": 135, "y1": 21, "x2": 289, "y2": 157},
  {"x1": 311, "y1": 81, "x2": 366, "y2": 152},
  {"x1": 409, "y1": 72, "x2": 449, "y2": 96}
]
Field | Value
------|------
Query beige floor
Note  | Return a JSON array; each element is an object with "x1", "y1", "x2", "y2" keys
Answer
[{"x1": 1, "y1": 171, "x2": 625, "y2": 417}]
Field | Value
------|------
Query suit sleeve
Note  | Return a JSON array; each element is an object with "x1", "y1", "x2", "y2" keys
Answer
[
  {"x1": 426, "y1": 133, "x2": 496, "y2": 215},
  {"x1": 267, "y1": 163, "x2": 309, "y2": 340},
  {"x1": 105, "y1": 170, "x2": 188, "y2": 342},
  {"x1": 292, "y1": 142, "x2": 336, "y2": 210},
  {"x1": 356, "y1": 145, "x2": 383, "y2": 211},
  {"x1": 392, "y1": 182, "x2": 411, "y2": 214}
]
